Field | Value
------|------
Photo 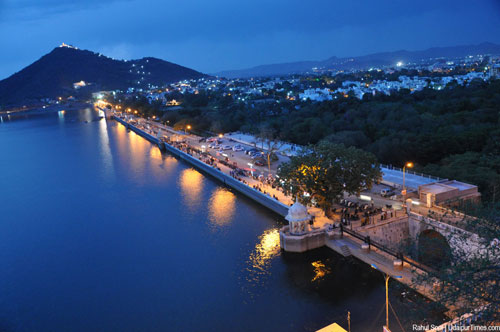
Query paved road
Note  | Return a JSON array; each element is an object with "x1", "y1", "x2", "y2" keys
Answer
[{"x1": 381, "y1": 167, "x2": 438, "y2": 190}]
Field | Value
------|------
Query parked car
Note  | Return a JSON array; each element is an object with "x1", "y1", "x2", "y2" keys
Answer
[
  {"x1": 254, "y1": 160, "x2": 265, "y2": 166},
  {"x1": 380, "y1": 188, "x2": 395, "y2": 197},
  {"x1": 246, "y1": 148, "x2": 259, "y2": 155},
  {"x1": 232, "y1": 145, "x2": 244, "y2": 152},
  {"x1": 221, "y1": 145, "x2": 232, "y2": 150}
]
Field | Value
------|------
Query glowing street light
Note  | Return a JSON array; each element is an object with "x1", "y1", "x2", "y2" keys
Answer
[
  {"x1": 371, "y1": 263, "x2": 402, "y2": 331},
  {"x1": 402, "y1": 162, "x2": 413, "y2": 198},
  {"x1": 218, "y1": 133, "x2": 223, "y2": 138}
]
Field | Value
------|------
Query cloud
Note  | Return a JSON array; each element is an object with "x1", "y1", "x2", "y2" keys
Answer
[
  {"x1": 98, "y1": 43, "x2": 133, "y2": 60},
  {"x1": 0, "y1": 0, "x2": 499, "y2": 78},
  {"x1": 2, "y1": 0, "x2": 134, "y2": 21}
]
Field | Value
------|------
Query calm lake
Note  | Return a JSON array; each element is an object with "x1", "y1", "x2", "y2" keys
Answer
[{"x1": 0, "y1": 108, "x2": 439, "y2": 332}]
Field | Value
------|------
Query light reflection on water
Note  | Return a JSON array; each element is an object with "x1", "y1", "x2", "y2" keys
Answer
[
  {"x1": 244, "y1": 228, "x2": 281, "y2": 292},
  {"x1": 149, "y1": 146, "x2": 162, "y2": 160},
  {"x1": 114, "y1": 121, "x2": 128, "y2": 157},
  {"x1": 127, "y1": 131, "x2": 147, "y2": 181},
  {"x1": 179, "y1": 168, "x2": 204, "y2": 212},
  {"x1": 208, "y1": 187, "x2": 236, "y2": 227},
  {"x1": 97, "y1": 117, "x2": 115, "y2": 181},
  {"x1": 311, "y1": 260, "x2": 331, "y2": 282}
]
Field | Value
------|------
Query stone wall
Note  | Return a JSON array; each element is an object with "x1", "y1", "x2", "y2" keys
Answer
[
  {"x1": 279, "y1": 226, "x2": 326, "y2": 253},
  {"x1": 356, "y1": 216, "x2": 410, "y2": 250},
  {"x1": 172, "y1": 146, "x2": 290, "y2": 217},
  {"x1": 408, "y1": 212, "x2": 485, "y2": 260}
]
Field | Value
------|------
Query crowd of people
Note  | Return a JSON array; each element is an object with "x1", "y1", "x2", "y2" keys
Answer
[
  {"x1": 334, "y1": 199, "x2": 396, "y2": 227},
  {"x1": 154, "y1": 124, "x2": 286, "y2": 204}
]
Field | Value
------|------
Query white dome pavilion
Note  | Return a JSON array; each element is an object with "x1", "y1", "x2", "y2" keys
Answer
[{"x1": 286, "y1": 199, "x2": 311, "y2": 235}]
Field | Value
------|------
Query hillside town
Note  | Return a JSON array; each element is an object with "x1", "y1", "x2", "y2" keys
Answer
[{"x1": 101, "y1": 53, "x2": 500, "y2": 107}]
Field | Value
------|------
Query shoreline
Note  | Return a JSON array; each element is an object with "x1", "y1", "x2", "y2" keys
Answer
[{"x1": 0, "y1": 102, "x2": 93, "y2": 116}]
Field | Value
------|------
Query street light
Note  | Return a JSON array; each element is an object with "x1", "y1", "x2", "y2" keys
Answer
[
  {"x1": 247, "y1": 162, "x2": 254, "y2": 177},
  {"x1": 402, "y1": 162, "x2": 413, "y2": 199},
  {"x1": 218, "y1": 133, "x2": 223, "y2": 138},
  {"x1": 371, "y1": 263, "x2": 402, "y2": 331}
]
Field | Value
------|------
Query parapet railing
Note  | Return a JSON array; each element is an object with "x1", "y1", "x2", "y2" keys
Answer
[
  {"x1": 340, "y1": 226, "x2": 436, "y2": 274},
  {"x1": 380, "y1": 164, "x2": 445, "y2": 182}
]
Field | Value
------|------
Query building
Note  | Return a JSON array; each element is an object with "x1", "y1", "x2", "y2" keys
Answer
[
  {"x1": 299, "y1": 88, "x2": 332, "y2": 102},
  {"x1": 418, "y1": 180, "x2": 481, "y2": 208}
]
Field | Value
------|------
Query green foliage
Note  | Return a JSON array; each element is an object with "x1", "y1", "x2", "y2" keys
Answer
[
  {"x1": 420, "y1": 152, "x2": 500, "y2": 203},
  {"x1": 276, "y1": 141, "x2": 382, "y2": 212}
]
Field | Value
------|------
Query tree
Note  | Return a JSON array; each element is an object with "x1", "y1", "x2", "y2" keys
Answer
[
  {"x1": 276, "y1": 141, "x2": 382, "y2": 212},
  {"x1": 255, "y1": 124, "x2": 284, "y2": 175}
]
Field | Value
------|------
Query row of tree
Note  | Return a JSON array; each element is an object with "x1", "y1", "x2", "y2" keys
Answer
[{"x1": 108, "y1": 78, "x2": 500, "y2": 202}]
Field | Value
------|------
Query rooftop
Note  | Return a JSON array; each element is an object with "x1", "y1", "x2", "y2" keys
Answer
[{"x1": 419, "y1": 180, "x2": 477, "y2": 195}]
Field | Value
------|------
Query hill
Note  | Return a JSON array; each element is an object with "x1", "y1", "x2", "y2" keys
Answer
[
  {"x1": 216, "y1": 42, "x2": 500, "y2": 78},
  {"x1": 0, "y1": 45, "x2": 207, "y2": 107}
]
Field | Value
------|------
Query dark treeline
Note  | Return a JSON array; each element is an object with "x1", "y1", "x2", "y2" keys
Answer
[{"x1": 111, "y1": 78, "x2": 500, "y2": 202}]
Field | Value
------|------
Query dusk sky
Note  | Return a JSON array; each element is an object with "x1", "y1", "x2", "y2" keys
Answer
[{"x1": 1, "y1": 0, "x2": 500, "y2": 79}]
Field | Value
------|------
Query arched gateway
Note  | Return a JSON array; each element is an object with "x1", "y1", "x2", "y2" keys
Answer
[{"x1": 418, "y1": 229, "x2": 452, "y2": 267}]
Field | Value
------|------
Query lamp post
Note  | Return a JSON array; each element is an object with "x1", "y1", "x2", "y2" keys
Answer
[
  {"x1": 371, "y1": 263, "x2": 402, "y2": 331},
  {"x1": 402, "y1": 162, "x2": 413, "y2": 201},
  {"x1": 186, "y1": 125, "x2": 191, "y2": 135},
  {"x1": 247, "y1": 162, "x2": 254, "y2": 177}
]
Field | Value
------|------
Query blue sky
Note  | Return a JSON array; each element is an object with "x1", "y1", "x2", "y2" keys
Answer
[{"x1": 0, "y1": 0, "x2": 499, "y2": 79}]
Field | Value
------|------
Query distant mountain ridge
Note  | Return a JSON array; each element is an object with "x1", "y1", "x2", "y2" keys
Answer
[
  {"x1": 216, "y1": 42, "x2": 500, "y2": 78},
  {"x1": 0, "y1": 45, "x2": 207, "y2": 107}
]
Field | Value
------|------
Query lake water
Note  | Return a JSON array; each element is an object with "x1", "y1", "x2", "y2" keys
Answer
[{"x1": 0, "y1": 108, "x2": 439, "y2": 332}]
